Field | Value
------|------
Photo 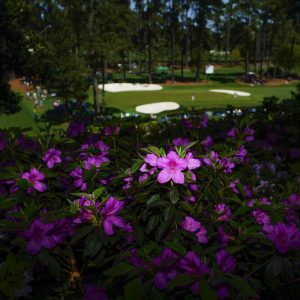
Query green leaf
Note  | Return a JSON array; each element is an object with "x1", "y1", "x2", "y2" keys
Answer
[
  {"x1": 134, "y1": 227, "x2": 144, "y2": 246},
  {"x1": 155, "y1": 221, "x2": 171, "y2": 241},
  {"x1": 164, "y1": 241, "x2": 186, "y2": 255},
  {"x1": 17, "y1": 178, "x2": 28, "y2": 190},
  {"x1": 148, "y1": 146, "x2": 161, "y2": 156},
  {"x1": 103, "y1": 263, "x2": 132, "y2": 276},
  {"x1": 228, "y1": 274, "x2": 256, "y2": 297},
  {"x1": 146, "y1": 215, "x2": 160, "y2": 233},
  {"x1": 38, "y1": 250, "x2": 50, "y2": 265},
  {"x1": 164, "y1": 205, "x2": 175, "y2": 221},
  {"x1": 184, "y1": 141, "x2": 198, "y2": 151},
  {"x1": 168, "y1": 274, "x2": 195, "y2": 289},
  {"x1": 270, "y1": 257, "x2": 283, "y2": 277},
  {"x1": 130, "y1": 159, "x2": 143, "y2": 174},
  {"x1": 0, "y1": 199, "x2": 15, "y2": 211},
  {"x1": 125, "y1": 278, "x2": 143, "y2": 300},
  {"x1": 169, "y1": 187, "x2": 179, "y2": 204},
  {"x1": 147, "y1": 194, "x2": 160, "y2": 207},
  {"x1": 199, "y1": 280, "x2": 217, "y2": 300},
  {"x1": 233, "y1": 206, "x2": 252, "y2": 216},
  {"x1": 71, "y1": 225, "x2": 94, "y2": 244},
  {"x1": 180, "y1": 202, "x2": 195, "y2": 214},
  {"x1": 0, "y1": 280, "x2": 13, "y2": 297},
  {"x1": 93, "y1": 187, "x2": 105, "y2": 200}
]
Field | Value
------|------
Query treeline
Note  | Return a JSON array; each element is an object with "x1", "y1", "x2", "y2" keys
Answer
[{"x1": 1, "y1": 0, "x2": 300, "y2": 112}]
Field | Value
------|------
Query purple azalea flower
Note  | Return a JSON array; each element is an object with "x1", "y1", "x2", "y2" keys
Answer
[
  {"x1": 83, "y1": 284, "x2": 108, "y2": 300},
  {"x1": 244, "y1": 128, "x2": 255, "y2": 142},
  {"x1": 216, "y1": 249, "x2": 236, "y2": 273},
  {"x1": 123, "y1": 176, "x2": 133, "y2": 190},
  {"x1": 172, "y1": 137, "x2": 190, "y2": 147},
  {"x1": 216, "y1": 284, "x2": 230, "y2": 299},
  {"x1": 260, "y1": 197, "x2": 272, "y2": 205},
  {"x1": 104, "y1": 125, "x2": 120, "y2": 136},
  {"x1": 201, "y1": 136, "x2": 214, "y2": 150},
  {"x1": 23, "y1": 219, "x2": 56, "y2": 255},
  {"x1": 229, "y1": 179, "x2": 240, "y2": 194},
  {"x1": 215, "y1": 204, "x2": 232, "y2": 222},
  {"x1": 200, "y1": 115, "x2": 208, "y2": 128},
  {"x1": 22, "y1": 168, "x2": 46, "y2": 192},
  {"x1": 144, "y1": 153, "x2": 158, "y2": 168},
  {"x1": 287, "y1": 194, "x2": 300, "y2": 208},
  {"x1": 181, "y1": 216, "x2": 208, "y2": 244},
  {"x1": 227, "y1": 128, "x2": 237, "y2": 138},
  {"x1": 218, "y1": 226, "x2": 231, "y2": 247},
  {"x1": 156, "y1": 151, "x2": 187, "y2": 184},
  {"x1": 67, "y1": 122, "x2": 86, "y2": 137},
  {"x1": 70, "y1": 167, "x2": 86, "y2": 191},
  {"x1": 252, "y1": 209, "x2": 270, "y2": 225},
  {"x1": 178, "y1": 251, "x2": 210, "y2": 294},
  {"x1": 265, "y1": 222, "x2": 300, "y2": 254},
  {"x1": 129, "y1": 249, "x2": 146, "y2": 268},
  {"x1": 182, "y1": 119, "x2": 193, "y2": 130},
  {"x1": 101, "y1": 197, "x2": 132, "y2": 236},
  {"x1": 235, "y1": 146, "x2": 247, "y2": 161},
  {"x1": 73, "y1": 196, "x2": 99, "y2": 224},
  {"x1": 219, "y1": 158, "x2": 235, "y2": 174},
  {"x1": 152, "y1": 248, "x2": 179, "y2": 290},
  {"x1": 84, "y1": 156, "x2": 103, "y2": 170},
  {"x1": 243, "y1": 185, "x2": 253, "y2": 198},
  {"x1": 185, "y1": 152, "x2": 201, "y2": 170},
  {"x1": 42, "y1": 148, "x2": 62, "y2": 169},
  {"x1": 139, "y1": 173, "x2": 149, "y2": 183}
]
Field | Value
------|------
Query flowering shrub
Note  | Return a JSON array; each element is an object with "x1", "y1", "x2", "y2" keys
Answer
[{"x1": 0, "y1": 95, "x2": 300, "y2": 299}]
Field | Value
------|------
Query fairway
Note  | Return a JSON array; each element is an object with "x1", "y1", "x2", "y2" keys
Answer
[
  {"x1": 0, "y1": 81, "x2": 297, "y2": 130},
  {"x1": 90, "y1": 82, "x2": 297, "y2": 112}
]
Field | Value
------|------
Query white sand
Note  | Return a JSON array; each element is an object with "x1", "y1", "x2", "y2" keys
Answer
[
  {"x1": 136, "y1": 102, "x2": 180, "y2": 114},
  {"x1": 209, "y1": 89, "x2": 251, "y2": 96},
  {"x1": 98, "y1": 83, "x2": 163, "y2": 93}
]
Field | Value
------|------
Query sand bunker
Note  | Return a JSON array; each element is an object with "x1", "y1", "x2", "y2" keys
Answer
[
  {"x1": 209, "y1": 89, "x2": 251, "y2": 96},
  {"x1": 136, "y1": 102, "x2": 180, "y2": 114},
  {"x1": 98, "y1": 83, "x2": 163, "y2": 93}
]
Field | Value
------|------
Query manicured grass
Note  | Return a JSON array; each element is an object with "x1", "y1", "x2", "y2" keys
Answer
[
  {"x1": 0, "y1": 65, "x2": 297, "y2": 130},
  {"x1": 0, "y1": 96, "x2": 56, "y2": 130},
  {"x1": 88, "y1": 82, "x2": 297, "y2": 113}
]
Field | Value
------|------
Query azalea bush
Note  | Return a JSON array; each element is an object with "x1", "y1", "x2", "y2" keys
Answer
[{"x1": 0, "y1": 92, "x2": 300, "y2": 299}]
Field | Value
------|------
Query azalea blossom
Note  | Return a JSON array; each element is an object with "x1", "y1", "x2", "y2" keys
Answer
[
  {"x1": 70, "y1": 167, "x2": 87, "y2": 191},
  {"x1": 201, "y1": 136, "x2": 214, "y2": 150},
  {"x1": 215, "y1": 204, "x2": 232, "y2": 222},
  {"x1": 152, "y1": 248, "x2": 179, "y2": 290},
  {"x1": 84, "y1": 284, "x2": 108, "y2": 300},
  {"x1": 216, "y1": 249, "x2": 236, "y2": 273},
  {"x1": 264, "y1": 222, "x2": 300, "y2": 254},
  {"x1": 172, "y1": 137, "x2": 190, "y2": 147},
  {"x1": 100, "y1": 196, "x2": 132, "y2": 236},
  {"x1": 22, "y1": 168, "x2": 46, "y2": 192},
  {"x1": 42, "y1": 148, "x2": 62, "y2": 169},
  {"x1": 181, "y1": 216, "x2": 208, "y2": 244},
  {"x1": 178, "y1": 251, "x2": 210, "y2": 294},
  {"x1": 156, "y1": 151, "x2": 188, "y2": 184}
]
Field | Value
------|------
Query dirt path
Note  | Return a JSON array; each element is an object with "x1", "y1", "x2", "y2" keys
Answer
[{"x1": 9, "y1": 79, "x2": 34, "y2": 93}]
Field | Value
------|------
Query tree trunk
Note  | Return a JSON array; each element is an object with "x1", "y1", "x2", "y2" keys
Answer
[
  {"x1": 101, "y1": 59, "x2": 106, "y2": 113},
  {"x1": 121, "y1": 52, "x2": 126, "y2": 82},
  {"x1": 92, "y1": 71, "x2": 100, "y2": 116},
  {"x1": 147, "y1": 33, "x2": 152, "y2": 84},
  {"x1": 171, "y1": 28, "x2": 175, "y2": 83}
]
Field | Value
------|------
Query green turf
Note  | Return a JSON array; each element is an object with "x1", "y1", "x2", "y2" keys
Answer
[
  {"x1": 88, "y1": 82, "x2": 297, "y2": 113},
  {"x1": 0, "y1": 96, "x2": 56, "y2": 130},
  {"x1": 0, "y1": 66, "x2": 297, "y2": 130}
]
